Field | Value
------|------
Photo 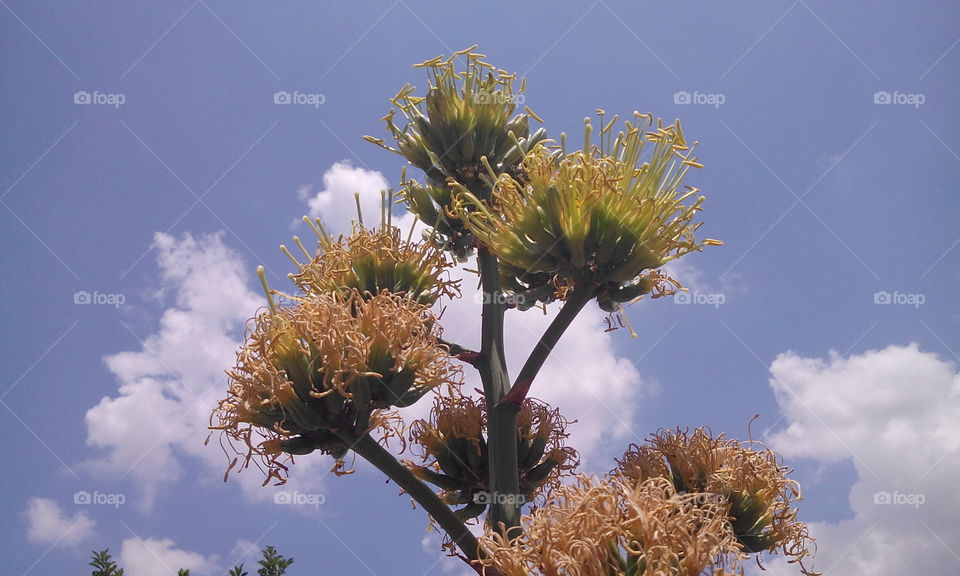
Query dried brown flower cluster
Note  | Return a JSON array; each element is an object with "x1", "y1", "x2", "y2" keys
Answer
[
  {"x1": 290, "y1": 220, "x2": 459, "y2": 305},
  {"x1": 614, "y1": 428, "x2": 818, "y2": 575},
  {"x1": 480, "y1": 475, "x2": 740, "y2": 576},
  {"x1": 211, "y1": 291, "x2": 460, "y2": 485},
  {"x1": 408, "y1": 394, "x2": 577, "y2": 522}
]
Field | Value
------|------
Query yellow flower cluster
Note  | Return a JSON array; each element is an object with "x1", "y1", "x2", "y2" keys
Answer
[
  {"x1": 290, "y1": 218, "x2": 459, "y2": 306},
  {"x1": 454, "y1": 112, "x2": 721, "y2": 311},
  {"x1": 367, "y1": 46, "x2": 547, "y2": 258}
]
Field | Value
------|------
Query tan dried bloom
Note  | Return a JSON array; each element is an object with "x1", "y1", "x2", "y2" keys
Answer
[
  {"x1": 480, "y1": 475, "x2": 740, "y2": 576},
  {"x1": 408, "y1": 395, "x2": 577, "y2": 522},
  {"x1": 615, "y1": 428, "x2": 818, "y2": 575},
  {"x1": 409, "y1": 394, "x2": 489, "y2": 519},
  {"x1": 517, "y1": 399, "x2": 579, "y2": 499},
  {"x1": 211, "y1": 291, "x2": 460, "y2": 484},
  {"x1": 289, "y1": 217, "x2": 459, "y2": 306}
]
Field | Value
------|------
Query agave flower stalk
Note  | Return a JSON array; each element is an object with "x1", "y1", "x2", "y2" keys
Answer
[{"x1": 209, "y1": 46, "x2": 817, "y2": 576}]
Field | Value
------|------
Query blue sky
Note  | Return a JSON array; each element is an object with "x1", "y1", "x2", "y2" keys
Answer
[{"x1": 2, "y1": 2, "x2": 958, "y2": 574}]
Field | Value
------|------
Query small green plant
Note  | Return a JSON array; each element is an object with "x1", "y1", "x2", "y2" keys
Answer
[
  {"x1": 89, "y1": 549, "x2": 123, "y2": 576},
  {"x1": 86, "y1": 546, "x2": 291, "y2": 575},
  {"x1": 257, "y1": 545, "x2": 293, "y2": 576}
]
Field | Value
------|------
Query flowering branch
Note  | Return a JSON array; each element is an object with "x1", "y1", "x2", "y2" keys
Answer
[{"x1": 502, "y1": 286, "x2": 597, "y2": 407}]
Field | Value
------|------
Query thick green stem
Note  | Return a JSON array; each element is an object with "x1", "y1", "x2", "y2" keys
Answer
[
  {"x1": 475, "y1": 247, "x2": 520, "y2": 536},
  {"x1": 503, "y1": 287, "x2": 595, "y2": 406},
  {"x1": 337, "y1": 430, "x2": 482, "y2": 564}
]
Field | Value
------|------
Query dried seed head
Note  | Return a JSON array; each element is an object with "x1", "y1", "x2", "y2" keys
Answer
[
  {"x1": 408, "y1": 394, "x2": 577, "y2": 525},
  {"x1": 211, "y1": 291, "x2": 461, "y2": 484},
  {"x1": 480, "y1": 474, "x2": 742, "y2": 576},
  {"x1": 291, "y1": 222, "x2": 459, "y2": 306},
  {"x1": 615, "y1": 428, "x2": 819, "y2": 575}
]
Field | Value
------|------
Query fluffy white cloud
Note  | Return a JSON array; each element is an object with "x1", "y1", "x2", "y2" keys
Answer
[
  {"x1": 120, "y1": 537, "x2": 216, "y2": 576},
  {"x1": 24, "y1": 497, "x2": 96, "y2": 547},
  {"x1": 84, "y1": 232, "x2": 331, "y2": 511},
  {"x1": 758, "y1": 344, "x2": 960, "y2": 575},
  {"x1": 301, "y1": 160, "x2": 390, "y2": 235}
]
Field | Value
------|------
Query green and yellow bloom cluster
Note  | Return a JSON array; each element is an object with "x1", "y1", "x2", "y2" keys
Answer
[
  {"x1": 212, "y1": 289, "x2": 459, "y2": 484},
  {"x1": 367, "y1": 47, "x2": 547, "y2": 258},
  {"x1": 212, "y1": 199, "x2": 463, "y2": 484},
  {"x1": 454, "y1": 112, "x2": 721, "y2": 311},
  {"x1": 290, "y1": 216, "x2": 459, "y2": 306}
]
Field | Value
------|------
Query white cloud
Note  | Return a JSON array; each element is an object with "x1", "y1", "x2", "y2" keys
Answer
[
  {"x1": 302, "y1": 161, "x2": 390, "y2": 235},
  {"x1": 120, "y1": 537, "x2": 216, "y2": 576},
  {"x1": 84, "y1": 232, "x2": 330, "y2": 512},
  {"x1": 24, "y1": 497, "x2": 96, "y2": 547},
  {"x1": 229, "y1": 539, "x2": 260, "y2": 564},
  {"x1": 662, "y1": 258, "x2": 745, "y2": 303},
  {"x1": 758, "y1": 344, "x2": 960, "y2": 575}
]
